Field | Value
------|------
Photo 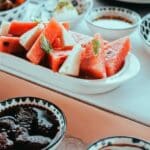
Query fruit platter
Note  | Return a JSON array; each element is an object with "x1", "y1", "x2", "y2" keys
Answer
[{"x1": 0, "y1": 18, "x2": 140, "y2": 94}]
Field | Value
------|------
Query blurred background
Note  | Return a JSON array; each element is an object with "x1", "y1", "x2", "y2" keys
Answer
[{"x1": 94, "y1": 0, "x2": 150, "y2": 16}]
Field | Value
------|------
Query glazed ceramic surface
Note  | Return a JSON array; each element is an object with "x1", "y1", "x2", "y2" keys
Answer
[
  {"x1": 0, "y1": 0, "x2": 29, "y2": 24},
  {"x1": 139, "y1": 14, "x2": 150, "y2": 54},
  {"x1": 88, "y1": 136, "x2": 150, "y2": 150},
  {"x1": 86, "y1": 7, "x2": 141, "y2": 41}
]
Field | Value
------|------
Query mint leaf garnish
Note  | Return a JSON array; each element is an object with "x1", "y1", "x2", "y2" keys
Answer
[
  {"x1": 32, "y1": 17, "x2": 42, "y2": 23},
  {"x1": 92, "y1": 39, "x2": 101, "y2": 55},
  {"x1": 40, "y1": 35, "x2": 52, "y2": 54}
]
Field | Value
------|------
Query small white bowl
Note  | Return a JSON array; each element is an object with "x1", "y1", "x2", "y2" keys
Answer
[
  {"x1": 0, "y1": 97, "x2": 66, "y2": 150},
  {"x1": 88, "y1": 136, "x2": 150, "y2": 150},
  {"x1": 31, "y1": 0, "x2": 93, "y2": 28},
  {"x1": 0, "y1": 0, "x2": 29, "y2": 24},
  {"x1": 86, "y1": 7, "x2": 141, "y2": 41},
  {"x1": 139, "y1": 14, "x2": 150, "y2": 54}
]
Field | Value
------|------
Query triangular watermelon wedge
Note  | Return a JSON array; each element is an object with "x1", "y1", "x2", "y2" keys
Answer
[
  {"x1": 26, "y1": 18, "x2": 63, "y2": 64},
  {"x1": 105, "y1": 37, "x2": 131, "y2": 76},
  {"x1": 80, "y1": 34, "x2": 106, "y2": 79},
  {"x1": 49, "y1": 50, "x2": 71, "y2": 72}
]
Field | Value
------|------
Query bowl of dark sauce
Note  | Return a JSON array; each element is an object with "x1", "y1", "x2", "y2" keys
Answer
[{"x1": 0, "y1": 97, "x2": 66, "y2": 150}]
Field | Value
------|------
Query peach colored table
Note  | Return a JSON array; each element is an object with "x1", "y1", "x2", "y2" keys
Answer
[{"x1": 0, "y1": 71, "x2": 150, "y2": 146}]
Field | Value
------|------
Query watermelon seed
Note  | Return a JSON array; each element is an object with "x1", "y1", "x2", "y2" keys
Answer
[{"x1": 3, "y1": 41, "x2": 9, "y2": 47}]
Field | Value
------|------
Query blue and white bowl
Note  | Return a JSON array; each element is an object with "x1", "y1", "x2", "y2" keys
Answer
[
  {"x1": 139, "y1": 14, "x2": 150, "y2": 54},
  {"x1": 88, "y1": 136, "x2": 150, "y2": 150},
  {"x1": 0, "y1": 0, "x2": 29, "y2": 24},
  {"x1": 0, "y1": 96, "x2": 66, "y2": 150}
]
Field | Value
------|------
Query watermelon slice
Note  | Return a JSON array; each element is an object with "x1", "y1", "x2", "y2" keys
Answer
[
  {"x1": 44, "y1": 18, "x2": 62, "y2": 45},
  {"x1": 52, "y1": 24, "x2": 75, "y2": 50},
  {"x1": 80, "y1": 34, "x2": 106, "y2": 79},
  {"x1": 59, "y1": 44, "x2": 82, "y2": 76},
  {"x1": 105, "y1": 37, "x2": 131, "y2": 76},
  {"x1": 52, "y1": 37, "x2": 63, "y2": 50},
  {"x1": 26, "y1": 34, "x2": 45, "y2": 64},
  {"x1": 9, "y1": 21, "x2": 38, "y2": 36},
  {"x1": 49, "y1": 50, "x2": 71, "y2": 72},
  {"x1": 0, "y1": 36, "x2": 23, "y2": 54},
  {"x1": 27, "y1": 18, "x2": 62, "y2": 64},
  {"x1": 20, "y1": 23, "x2": 44, "y2": 50}
]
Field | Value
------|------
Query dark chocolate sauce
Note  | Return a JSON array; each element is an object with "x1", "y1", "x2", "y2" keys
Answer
[{"x1": 0, "y1": 105, "x2": 60, "y2": 150}]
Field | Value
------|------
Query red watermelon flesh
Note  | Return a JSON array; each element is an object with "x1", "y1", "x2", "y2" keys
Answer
[
  {"x1": 44, "y1": 18, "x2": 62, "y2": 45},
  {"x1": 0, "y1": 36, "x2": 23, "y2": 54},
  {"x1": 80, "y1": 34, "x2": 107, "y2": 79},
  {"x1": 20, "y1": 24, "x2": 44, "y2": 51},
  {"x1": 26, "y1": 18, "x2": 63, "y2": 64},
  {"x1": 52, "y1": 37, "x2": 73, "y2": 51},
  {"x1": 26, "y1": 33, "x2": 45, "y2": 64},
  {"x1": 9, "y1": 21, "x2": 38, "y2": 36},
  {"x1": 49, "y1": 50, "x2": 71, "y2": 72},
  {"x1": 105, "y1": 37, "x2": 131, "y2": 76}
]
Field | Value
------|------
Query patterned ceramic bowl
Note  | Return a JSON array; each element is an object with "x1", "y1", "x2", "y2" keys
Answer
[
  {"x1": 86, "y1": 7, "x2": 141, "y2": 41},
  {"x1": 0, "y1": 97, "x2": 66, "y2": 150},
  {"x1": 0, "y1": 0, "x2": 29, "y2": 24},
  {"x1": 139, "y1": 14, "x2": 150, "y2": 54},
  {"x1": 88, "y1": 136, "x2": 150, "y2": 150}
]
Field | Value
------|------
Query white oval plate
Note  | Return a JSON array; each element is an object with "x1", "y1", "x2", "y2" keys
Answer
[{"x1": 0, "y1": 51, "x2": 140, "y2": 94}]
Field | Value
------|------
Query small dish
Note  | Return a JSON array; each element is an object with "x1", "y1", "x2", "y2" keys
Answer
[
  {"x1": 0, "y1": 97, "x2": 66, "y2": 150},
  {"x1": 30, "y1": 0, "x2": 93, "y2": 28},
  {"x1": 88, "y1": 136, "x2": 150, "y2": 150},
  {"x1": 139, "y1": 13, "x2": 150, "y2": 54},
  {"x1": 0, "y1": 0, "x2": 29, "y2": 24},
  {"x1": 86, "y1": 7, "x2": 141, "y2": 41}
]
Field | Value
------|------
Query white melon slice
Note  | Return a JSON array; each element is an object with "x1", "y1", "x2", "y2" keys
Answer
[
  {"x1": 60, "y1": 24, "x2": 76, "y2": 46},
  {"x1": 59, "y1": 44, "x2": 82, "y2": 76},
  {"x1": 0, "y1": 22, "x2": 10, "y2": 36},
  {"x1": 19, "y1": 23, "x2": 44, "y2": 50}
]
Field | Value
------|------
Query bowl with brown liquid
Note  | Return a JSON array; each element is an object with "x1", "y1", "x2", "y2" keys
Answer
[
  {"x1": 88, "y1": 136, "x2": 150, "y2": 150},
  {"x1": 86, "y1": 7, "x2": 141, "y2": 41},
  {"x1": 0, "y1": 97, "x2": 66, "y2": 150}
]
